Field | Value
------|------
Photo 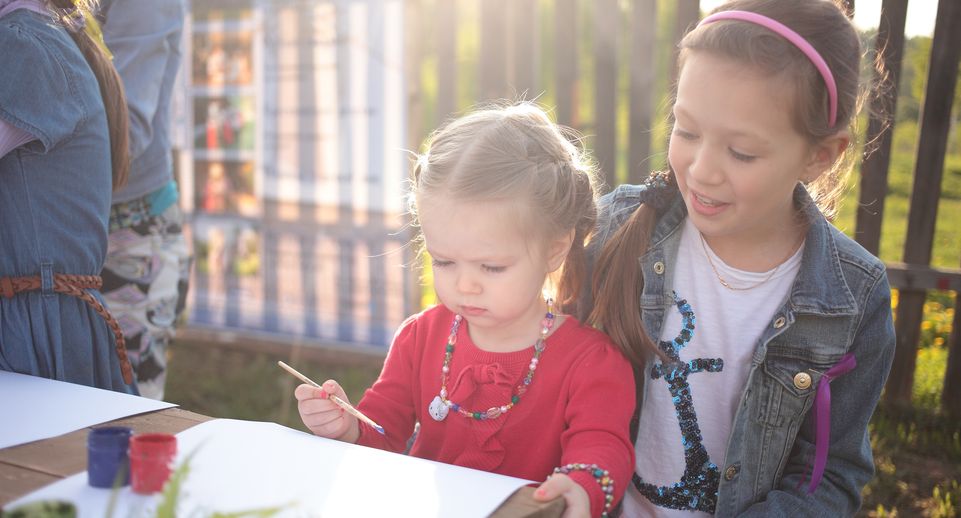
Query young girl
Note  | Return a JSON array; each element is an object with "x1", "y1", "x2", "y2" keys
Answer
[
  {"x1": 0, "y1": 0, "x2": 134, "y2": 392},
  {"x1": 295, "y1": 103, "x2": 635, "y2": 517},
  {"x1": 583, "y1": 1, "x2": 896, "y2": 516}
]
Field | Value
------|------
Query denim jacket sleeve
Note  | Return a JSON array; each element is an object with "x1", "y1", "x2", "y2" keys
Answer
[
  {"x1": 99, "y1": 0, "x2": 185, "y2": 159},
  {"x1": 738, "y1": 272, "x2": 896, "y2": 516},
  {"x1": 0, "y1": 10, "x2": 89, "y2": 153}
]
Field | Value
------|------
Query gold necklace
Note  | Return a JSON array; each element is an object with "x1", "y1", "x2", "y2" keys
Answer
[{"x1": 698, "y1": 233, "x2": 780, "y2": 291}]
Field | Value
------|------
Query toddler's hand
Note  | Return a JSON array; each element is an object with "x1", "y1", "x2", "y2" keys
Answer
[
  {"x1": 533, "y1": 473, "x2": 591, "y2": 518},
  {"x1": 294, "y1": 380, "x2": 359, "y2": 443}
]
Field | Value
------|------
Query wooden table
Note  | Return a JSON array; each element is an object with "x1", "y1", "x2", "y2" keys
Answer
[{"x1": 0, "y1": 408, "x2": 563, "y2": 517}]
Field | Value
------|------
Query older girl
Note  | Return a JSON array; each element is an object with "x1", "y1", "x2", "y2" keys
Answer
[{"x1": 584, "y1": 1, "x2": 895, "y2": 515}]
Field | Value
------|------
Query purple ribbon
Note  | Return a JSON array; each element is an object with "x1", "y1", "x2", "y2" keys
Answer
[{"x1": 803, "y1": 352, "x2": 857, "y2": 494}]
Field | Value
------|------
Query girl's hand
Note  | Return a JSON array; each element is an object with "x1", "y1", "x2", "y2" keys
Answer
[
  {"x1": 294, "y1": 380, "x2": 359, "y2": 443},
  {"x1": 533, "y1": 473, "x2": 591, "y2": 518}
]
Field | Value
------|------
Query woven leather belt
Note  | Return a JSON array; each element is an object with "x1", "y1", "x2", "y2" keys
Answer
[{"x1": 0, "y1": 273, "x2": 134, "y2": 385}]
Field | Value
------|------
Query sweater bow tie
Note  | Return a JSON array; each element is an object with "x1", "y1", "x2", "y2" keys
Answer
[{"x1": 448, "y1": 362, "x2": 514, "y2": 402}]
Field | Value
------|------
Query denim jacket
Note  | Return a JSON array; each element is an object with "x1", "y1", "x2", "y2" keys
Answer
[
  {"x1": 98, "y1": 0, "x2": 185, "y2": 203},
  {"x1": 585, "y1": 179, "x2": 896, "y2": 517}
]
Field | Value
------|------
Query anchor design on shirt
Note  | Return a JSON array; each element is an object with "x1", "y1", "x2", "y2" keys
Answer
[{"x1": 634, "y1": 292, "x2": 724, "y2": 513}]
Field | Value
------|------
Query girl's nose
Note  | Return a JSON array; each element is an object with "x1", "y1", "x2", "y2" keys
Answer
[
  {"x1": 456, "y1": 271, "x2": 481, "y2": 294},
  {"x1": 689, "y1": 146, "x2": 722, "y2": 185}
]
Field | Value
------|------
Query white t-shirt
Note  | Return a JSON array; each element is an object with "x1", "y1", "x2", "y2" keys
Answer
[{"x1": 622, "y1": 217, "x2": 803, "y2": 517}]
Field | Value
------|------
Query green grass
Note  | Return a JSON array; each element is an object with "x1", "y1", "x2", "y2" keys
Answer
[
  {"x1": 860, "y1": 390, "x2": 961, "y2": 517},
  {"x1": 861, "y1": 409, "x2": 961, "y2": 517},
  {"x1": 165, "y1": 340, "x2": 383, "y2": 433},
  {"x1": 835, "y1": 122, "x2": 961, "y2": 268},
  {"x1": 855, "y1": 292, "x2": 960, "y2": 517}
]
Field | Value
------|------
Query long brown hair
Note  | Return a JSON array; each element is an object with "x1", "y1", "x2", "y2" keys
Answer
[
  {"x1": 589, "y1": 201, "x2": 660, "y2": 368},
  {"x1": 409, "y1": 102, "x2": 601, "y2": 308},
  {"x1": 589, "y1": 0, "x2": 863, "y2": 368},
  {"x1": 49, "y1": 0, "x2": 129, "y2": 190}
]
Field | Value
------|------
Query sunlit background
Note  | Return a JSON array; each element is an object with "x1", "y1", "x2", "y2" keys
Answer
[
  {"x1": 174, "y1": 0, "x2": 949, "y2": 350},
  {"x1": 164, "y1": 2, "x2": 960, "y2": 515}
]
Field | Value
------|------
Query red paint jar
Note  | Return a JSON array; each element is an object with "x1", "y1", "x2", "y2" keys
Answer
[{"x1": 129, "y1": 433, "x2": 177, "y2": 494}]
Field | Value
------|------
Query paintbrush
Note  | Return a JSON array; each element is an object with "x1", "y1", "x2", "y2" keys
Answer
[{"x1": 277, "y1": 360, "x2": 385, "y2": 435}]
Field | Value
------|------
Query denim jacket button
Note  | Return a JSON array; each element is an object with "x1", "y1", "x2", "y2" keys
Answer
[
  {"x1": 793, "y1": 372, "x2": 812, "y2": 390},
  {"x1": 773, "y1": 316, "x2": 786, "y2": 328},
  {"x1": 653, "y1": 261, "x2": 665, "y2": 275},
  {"x1": 724, "y1": 464, "x2": 740, "y2": 481}
]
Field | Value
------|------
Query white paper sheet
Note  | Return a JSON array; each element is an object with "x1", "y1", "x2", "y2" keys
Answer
[
  {"x1": 8, "y1": 419, "x2": 534, "y2": 518},
  {"x1": 0, "y1": 371, "x2": 176, "y2": 449}
]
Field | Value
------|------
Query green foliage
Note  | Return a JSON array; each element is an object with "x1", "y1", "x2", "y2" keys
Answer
[
  {"x1": 918, "y1": 294, "x2": 954, "y2": 343},
  {"x1": 208, "y1": 509, "x2": 286, "y2": 518},
  {"x1": 913, "y1": 344, "x2": 949, "y2": 411},
  {"x1": 153, "y1": 449, "x2": 195, "y2": 518},
  {"x1": 943, "y1": 155, "x2": 961, "y2": 200},
  {"x1": 0, "y1": 501, "x2": 77, "y2": 518},
  {"x1": 194, "y1": 242, "x2": 211, "y2": 274},
  {"x1": 903, "y1": 37, "x2": 931, "y2": 122},
  {"x1": 931, "y1": 480, "x2": 961, "y2": 518},
  {"x1": 862, "y1": 304, "x2": 960, "y2": 516},
  {"x1": 861, "y1": 405, "x2": 961, "y2": 517},
  {"x1": 151, "y1": 449, "x2": 286, "y2": 518},
  {"x1": 1, "y1": 449, "x2": 290, "y2": 518}
]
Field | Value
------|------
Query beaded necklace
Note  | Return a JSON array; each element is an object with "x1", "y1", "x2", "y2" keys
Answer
[{"x1": 428, "y1": 299, "x2": 555, "y2": 422}]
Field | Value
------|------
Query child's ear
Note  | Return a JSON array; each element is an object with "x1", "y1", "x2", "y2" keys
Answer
[
  {"x1": 546, "y1": 229, "x2": 576, "y2": 273},
  {"x1": 803, "y1": 130, "x2": 850, "y2": 182}
]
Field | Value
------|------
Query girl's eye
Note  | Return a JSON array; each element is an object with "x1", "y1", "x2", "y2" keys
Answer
[
  {"x1": 431, "y1": 259, "x2": 453, "y2": 268},
  {"x1": 729, "y1": 148, "x2": 757, "y2": 163},
  {"x1": 673, "y1": 128, "x2": 698, "y2": 141},
  {"x1": 482, "y1": 265, "x2": 506, "y2": 273}
]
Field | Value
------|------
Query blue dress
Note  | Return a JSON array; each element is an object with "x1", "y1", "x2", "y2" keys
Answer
[{"x1": 0, "y1": 8, "x2": 135, "y2": 393}]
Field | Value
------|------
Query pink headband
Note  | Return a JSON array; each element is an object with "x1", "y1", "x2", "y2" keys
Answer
[{"x1": 697, "y1": 10, "x2": 838, "y2": 128}]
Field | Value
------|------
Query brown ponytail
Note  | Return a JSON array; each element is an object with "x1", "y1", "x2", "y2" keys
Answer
[
  {"x1": 50, "y1": 0, "x2": 129, "y2": 190},
  {"x1": 588, "y1": 202, "x2": 660, "y2": 369}
]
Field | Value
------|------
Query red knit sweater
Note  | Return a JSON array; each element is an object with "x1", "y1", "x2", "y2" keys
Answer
[{"x1": 356, "y1": 305, "x2": 636, "y2": 516}]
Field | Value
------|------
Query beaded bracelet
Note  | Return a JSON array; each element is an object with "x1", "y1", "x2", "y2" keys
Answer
[{"x1": 552, "y1": 463, "x2": 615, "y2": 517}]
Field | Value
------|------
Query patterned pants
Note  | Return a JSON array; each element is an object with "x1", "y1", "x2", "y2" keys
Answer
[{"x1": 102, "y1": 201, "x2": 191, "y2": 400}]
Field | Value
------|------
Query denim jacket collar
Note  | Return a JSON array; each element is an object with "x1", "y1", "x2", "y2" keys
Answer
[
  {"x1": 650, "y1": 184, "x2": 858, "y2": 318},
  {"x1": 789, "y1": 187, "x2": 859, "y2": 316}
]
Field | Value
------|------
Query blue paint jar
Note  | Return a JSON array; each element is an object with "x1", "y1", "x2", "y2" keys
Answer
[{"x1": 87, "y1": 426, "x2": 132, "y2": 488}]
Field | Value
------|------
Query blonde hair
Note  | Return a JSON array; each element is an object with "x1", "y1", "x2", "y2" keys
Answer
[{"x1": 409, "y1": 102, "x2": 601, "y2": 307}]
